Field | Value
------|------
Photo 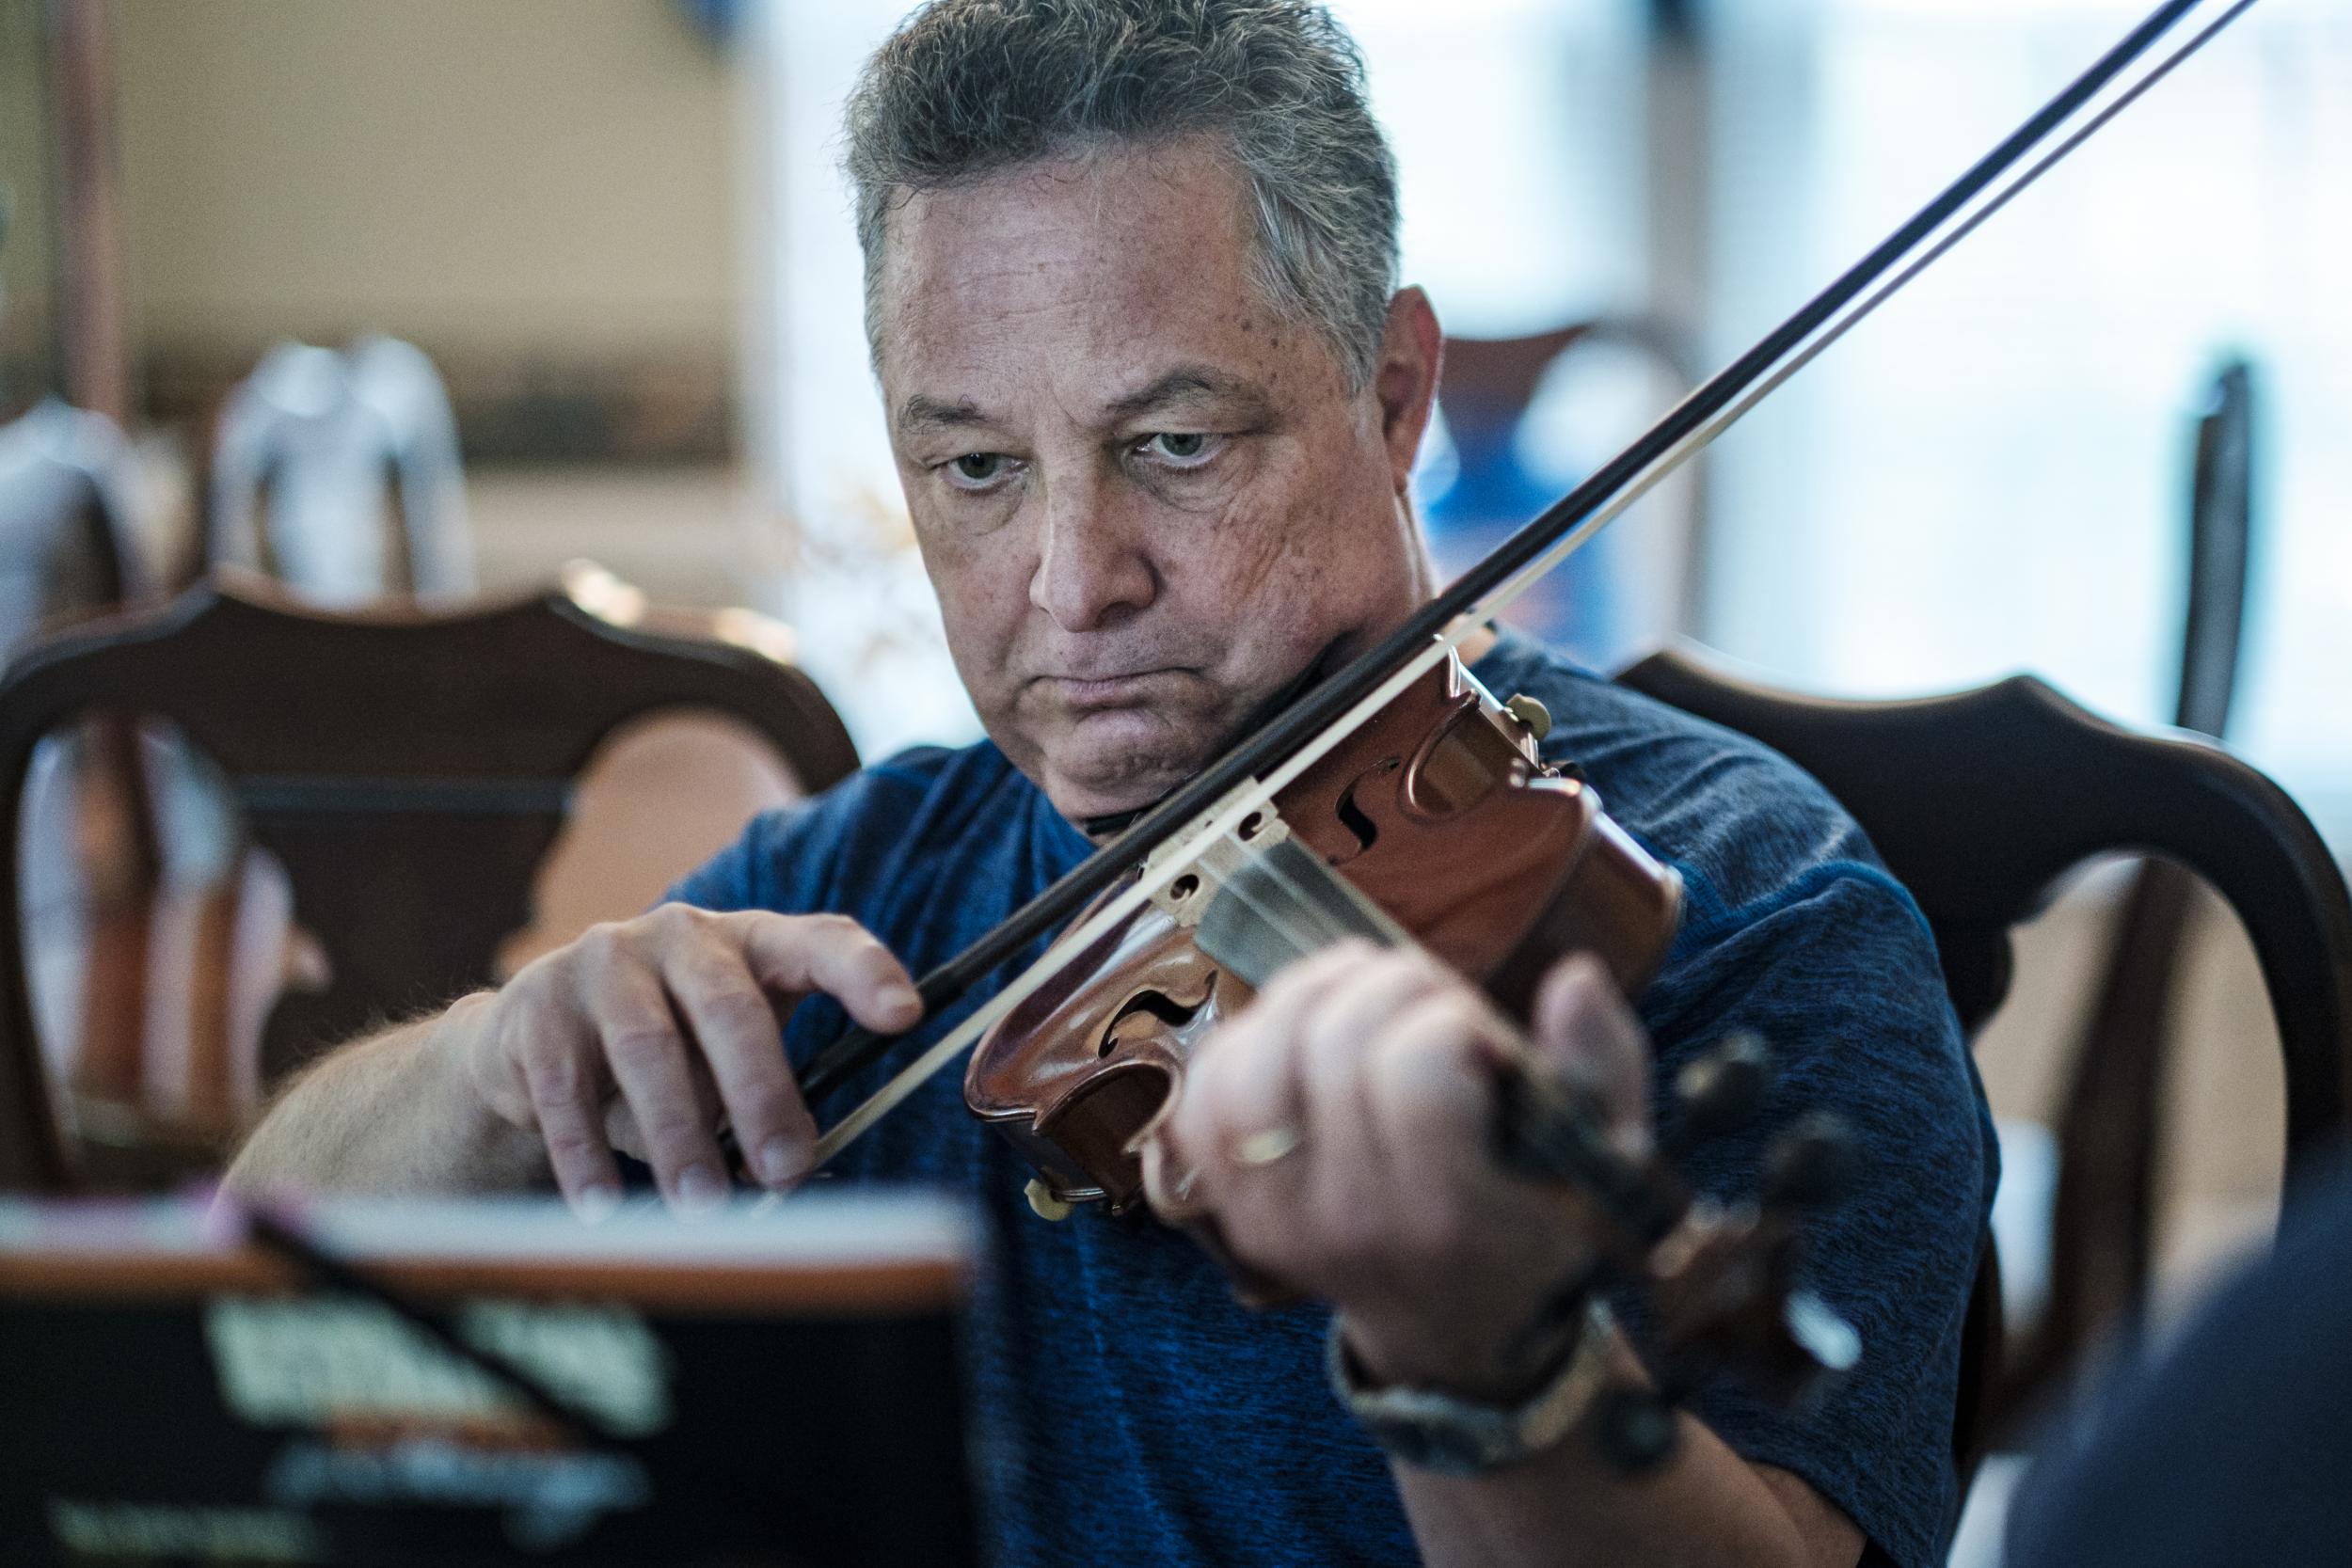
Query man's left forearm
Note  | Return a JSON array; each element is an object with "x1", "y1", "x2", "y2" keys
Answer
[{"x1": 1389, "y1": 1331, "x2": 1859, "y2": 1568}]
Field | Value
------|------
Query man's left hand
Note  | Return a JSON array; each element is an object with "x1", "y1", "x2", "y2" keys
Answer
[{"x1": 1139, "y1": 942, "x2": 1655, "y2": 1402}]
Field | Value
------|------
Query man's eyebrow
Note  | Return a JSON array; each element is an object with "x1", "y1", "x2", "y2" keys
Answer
[
  {"x1": 896, "y1": 394, "x2": 999, "y2": 436},
  {"x1": 1103, "y1": 368, "x2": 1272, "y2": 423},
  {"x1": 897, "y1": 370, "x2": 1272, "y2": 436}
]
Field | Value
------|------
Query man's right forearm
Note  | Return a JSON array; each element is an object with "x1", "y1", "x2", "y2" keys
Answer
[{"x1": 225, "y1": 992, "x2": 549, "y2": 1196}]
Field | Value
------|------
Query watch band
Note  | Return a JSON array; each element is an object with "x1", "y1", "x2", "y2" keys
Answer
[{"x1": 1327, "y1": 1295, "x2": 1619, "y2": 1477}]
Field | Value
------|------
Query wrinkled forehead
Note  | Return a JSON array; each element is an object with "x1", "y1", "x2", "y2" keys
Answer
[{"x1": 866, "y1": 140, "x2": 1322, "y2": 394}]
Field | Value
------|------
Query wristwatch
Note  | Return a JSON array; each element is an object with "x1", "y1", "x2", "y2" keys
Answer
[{"x1": 1327, "y1": 1295, "x2": 1618, "y2": 1477}]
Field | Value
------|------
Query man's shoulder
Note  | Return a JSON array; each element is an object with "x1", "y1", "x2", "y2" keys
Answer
[
  {"x1": 836, "y1": 739, "x2": 1020, "y2": 814},
  {"x1": 1472, "y1": 634, "x2": 1888, "y2": 915},
  {"x1": 671, "y1": 737, "x2": 1046, "y2": 919},
  {"x1": 1475, "y1": 640, "x2": 1986, "y2": 1568}
]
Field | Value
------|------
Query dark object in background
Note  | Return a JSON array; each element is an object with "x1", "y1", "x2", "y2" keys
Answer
[
  {"x1": 1427, "y1": 318, "x2": 1703, "y2": 671},
  {"x1": 0, "y1": 1189, "x2": 984, "y2": 1567},
  {"x1": 1990, "y1": 356, "x2": 2262, "y2": 1435},
  {"x1": 1615, "y1": 645, "x2": 2352, "y2": 1479},
  {"x1": 2004, "y1": 1159, "x2": 2352, "y2": 1567},
  {"x1": 0, "y1": 576, "x2": 859, "y2": 1193}
]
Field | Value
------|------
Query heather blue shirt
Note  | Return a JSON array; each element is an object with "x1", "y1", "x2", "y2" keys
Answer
[{"x1": 672, "y1": 635, "x2": 1995, "y2": 1568}]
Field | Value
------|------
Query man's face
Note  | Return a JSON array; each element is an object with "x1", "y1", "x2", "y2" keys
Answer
[{"x1": 872, "y1": 136, "x2": 1438, "y2": 822}]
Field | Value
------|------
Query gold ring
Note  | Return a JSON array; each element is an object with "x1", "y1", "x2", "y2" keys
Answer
[{"x1": 1231, "y1": 1124, "x2": 1306, "y2": 1167}]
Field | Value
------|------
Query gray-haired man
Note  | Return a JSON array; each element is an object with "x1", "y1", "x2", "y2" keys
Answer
[{"x1": 232, "y1": 5, "x2": 1992, "y2": 1564}]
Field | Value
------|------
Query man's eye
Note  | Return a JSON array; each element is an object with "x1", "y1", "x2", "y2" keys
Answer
[
  {"x1": 1141, "y1": 432, "x2": 1220, "y2": 467},
  {"x1": 947, "y1": 452, "x2": 1008, "y2": 485}
]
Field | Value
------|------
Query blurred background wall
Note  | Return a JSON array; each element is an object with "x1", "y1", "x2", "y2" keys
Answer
[
  {"x1": 12, "y1": 0, "x2": 2340, "y2": 824},
  {"x1": 22, "y1": 0, "x2": 769, "y2": 612},
  {"x1": 118, "y1": 0, "x2": 740, "y2": 458}
]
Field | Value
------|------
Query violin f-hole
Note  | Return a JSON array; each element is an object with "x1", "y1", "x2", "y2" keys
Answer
[{"x1": 1103, "y1": 982, "x2": 1215, "y2": 1055}]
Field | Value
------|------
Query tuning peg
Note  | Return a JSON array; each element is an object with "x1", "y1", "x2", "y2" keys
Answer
[
  {"x1": 1671, "y1": 1032, "x2": 1772, "y2": 1147},
  {"x1": 1589, "y1": 1385, "x2": 1679, "y2": 1473},
  {"x1": 1762, "y1": 1112, "x2": 1861, "y2": 1208}
]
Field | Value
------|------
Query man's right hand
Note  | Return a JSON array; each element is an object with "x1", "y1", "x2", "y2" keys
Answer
[{"x1": 453, "y1": 906, "x2": 922, "y2": 1216}]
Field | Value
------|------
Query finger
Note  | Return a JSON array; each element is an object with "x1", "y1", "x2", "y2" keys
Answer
[
  {"x1": 601, "y1": 1049, "x2": 721, "y2": 1160},
  {"x1": 1171, "y1": 938, "x2": 1378, "y2": 1194},
  {"x1": 1361, "y1": 989, "x2": 1509, "y2": 1198},
  {"x1": 1532, "y1": 954, "x2": 1653, "y2": 1153},
  {"x1": 1361, "y1": 990, "x2": 1612, "y2": 1331},
  {"x1": 515, "y1": 1007, "x2": 625, "y2": 1220},
  {"x1": 734, "y1": 912, "x2": 923, "y2": 1034},
  {"x1": 594, "y1": 961, "x2": 731, "y2": 1212},
  {"x1": 662, "y1": 942, "x2": 817, "y2": 1190},
  {"x1": 1137, "y1": 1127, "x2": 1207, "y2": 1221},
  {"x1": 1285, "y1": 948, "x2": 1456, "y2": 1181},
  {"x1": 1283, "y1": 961, "x2": 1429, "y2": 1264},
  {"x1": 1292, "y1": 947, "x2": 1458, "y2": 1086}
]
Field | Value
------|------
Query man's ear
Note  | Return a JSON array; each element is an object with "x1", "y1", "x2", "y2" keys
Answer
[{"x1": 1373, "y1": 286, "x2": 1443, "y2": 497}]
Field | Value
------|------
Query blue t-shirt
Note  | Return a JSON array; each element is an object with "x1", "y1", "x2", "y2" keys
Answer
[{"x1": 671, "y1": 635, "x2": 1995, "y2": 1568}]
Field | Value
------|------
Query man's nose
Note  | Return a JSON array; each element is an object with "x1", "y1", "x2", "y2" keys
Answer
[{"x1": 1028, "y1": 472, "x2": 1157, "y2": 633}]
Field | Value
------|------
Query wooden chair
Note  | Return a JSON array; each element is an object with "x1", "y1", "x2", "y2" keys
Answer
[
  {"x1": 193, "y1": 336, "x2": 467, "y2": 1151},
  {"x1": 1987, "y1": 356, "x2": 2261, "y2": 1433},
  {"x1": 0, "y1": 397, "x2": 183, "y2": 1151},
  {"x1": 0, "y1": 574, "x2": 860, "y2": 1192},
  {"x1": 1614, "y1": 645, "x2": 2352, "y2": 1470}
]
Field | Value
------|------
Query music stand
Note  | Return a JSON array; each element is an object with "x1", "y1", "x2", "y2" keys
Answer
[{"x1": 0, "y1": 1191, "x2": 986, "y2": 1566}]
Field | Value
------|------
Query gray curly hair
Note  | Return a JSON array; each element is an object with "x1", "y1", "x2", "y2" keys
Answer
[{"x1": 843, "y1": 0, "x2": 1401, "y2": 391}]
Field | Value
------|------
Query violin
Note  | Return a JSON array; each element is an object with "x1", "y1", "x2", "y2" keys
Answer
[
  {"x1": 784, "y1": 0, "x2": 2249, "y2": 1461},
  {"x1": 966, "y1": 650, "x2": 1681, "y2": 1216},
  {"x1": 966, "y1": 652, "x2": 1867, "y2": 1468}
]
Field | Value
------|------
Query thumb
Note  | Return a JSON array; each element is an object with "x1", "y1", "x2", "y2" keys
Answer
[{"x1": 1530, "y1": 954, "x2": 1653, "y2": 1159}]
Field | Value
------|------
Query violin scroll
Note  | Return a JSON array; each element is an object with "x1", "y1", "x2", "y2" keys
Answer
[{"x1": 1493, "y1": 1029, "x2": 1863, "y2": 1471}]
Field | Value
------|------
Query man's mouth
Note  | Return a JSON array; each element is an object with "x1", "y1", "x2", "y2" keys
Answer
[{"x1": 1032, "y1": 670, "x2": 1186, "y2": 710}]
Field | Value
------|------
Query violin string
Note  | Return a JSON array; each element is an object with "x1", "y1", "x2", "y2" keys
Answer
[
  {"x1": 1214, "y1": 855, "x2": 1325, "y2": 979},
  {"x1": 802, "y1": 0, "x2": 2252, "y2": 1164},
  {"x1": 1270, "y1": 839, "x2": 1411, "y2": 951},
  {"x1": 1196, "y1": 840, "x2": 1362, "y2": 983},
  {"x1": 1212, "y1": 836, "x2": 1421, "y2": 985},
  {"x1": 1252, "y1": 845, "x2": 1362, "y2": 958}
]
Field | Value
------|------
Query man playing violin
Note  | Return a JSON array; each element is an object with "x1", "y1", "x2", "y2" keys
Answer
[{"x1": 231, "y1": 4, "x2": 1993, "y2": 1565}]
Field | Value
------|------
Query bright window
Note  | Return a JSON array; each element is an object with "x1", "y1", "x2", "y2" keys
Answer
[{"x1": 1698, "y1": 0, "x2": 2352, "y2": 843}]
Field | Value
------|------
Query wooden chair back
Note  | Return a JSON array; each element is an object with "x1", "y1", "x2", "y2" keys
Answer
[
  {"x1": 1616, "y1": 645, "x2": 2352, "y2": 1469},
  {"x1": 0, "y1": 397, "x2": 178, "y2": 1151},
  {"x1": 1992, "y1": 356, "x2": 2263, "y2": 1430},
  {"x1": 0, "y1": 576, "x2": 859, "y2": 1191}
]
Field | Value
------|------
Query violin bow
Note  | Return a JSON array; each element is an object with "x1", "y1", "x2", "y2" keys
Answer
[{"x1": 797, "y1": 0, "x2": 2258, "y2": 1162}]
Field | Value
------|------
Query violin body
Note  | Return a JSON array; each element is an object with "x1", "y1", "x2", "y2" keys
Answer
[{"x1": 967, "y1": 652, "x2": 1684, "y2": 1212}]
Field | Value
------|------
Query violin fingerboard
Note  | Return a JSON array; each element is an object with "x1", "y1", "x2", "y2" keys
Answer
[{"x1": 1195, "y1": 838, "x2": 1408, "y2": 986}]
